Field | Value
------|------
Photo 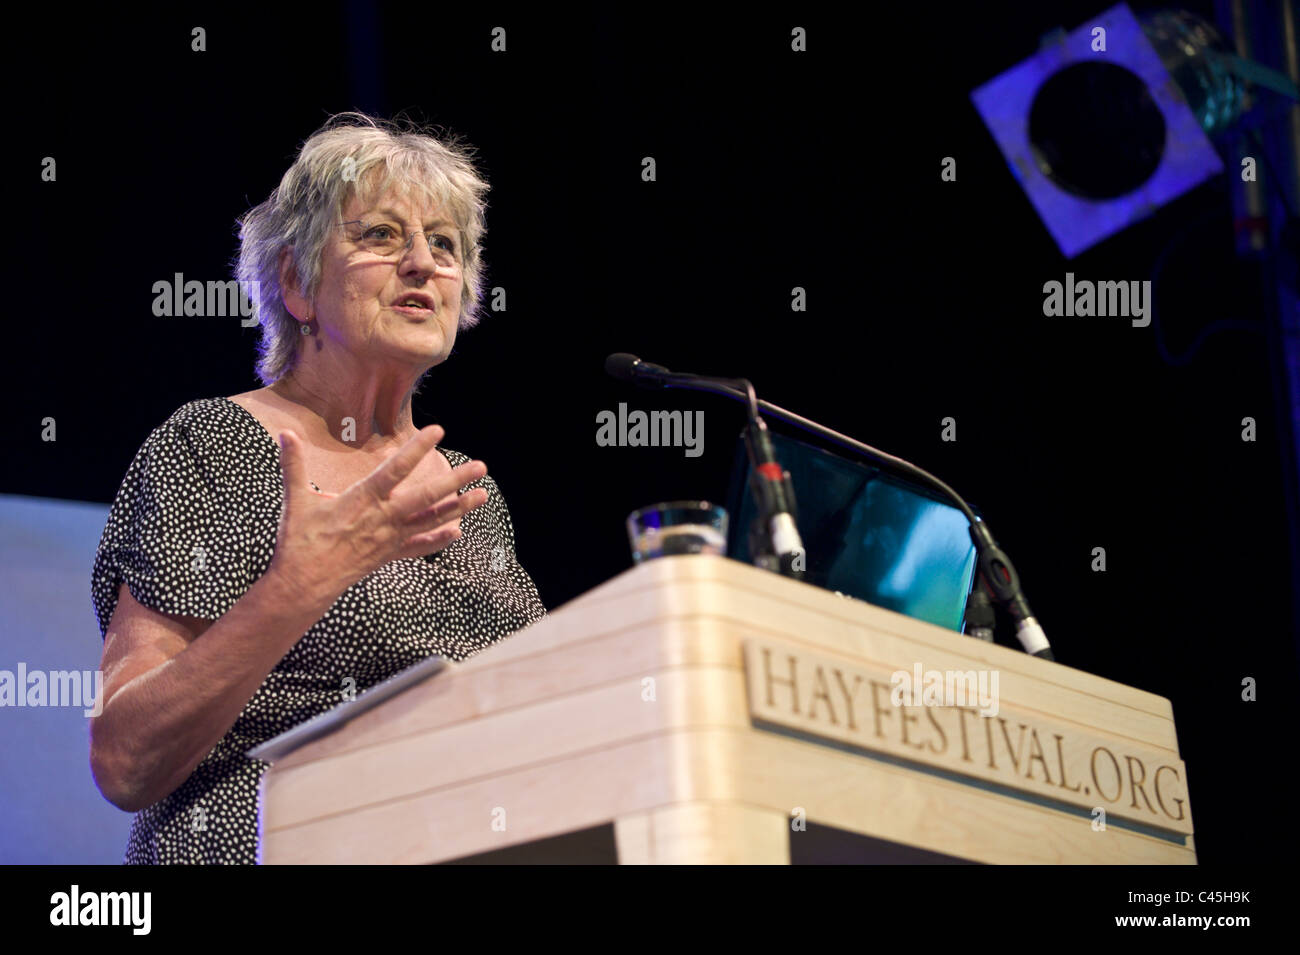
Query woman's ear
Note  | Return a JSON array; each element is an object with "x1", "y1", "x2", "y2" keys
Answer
[{"x1": 278, "y1": 247, "x2": 311, "y2": 322}]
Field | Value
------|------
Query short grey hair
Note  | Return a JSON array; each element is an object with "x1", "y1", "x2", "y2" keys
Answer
[{"x1": 235, "y1": 111, "x2": 490, "y2": 385}]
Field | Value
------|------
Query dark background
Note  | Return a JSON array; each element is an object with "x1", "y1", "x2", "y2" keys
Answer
[{"x1": 4, "y1": 3, "x2": 1296, "y2": 867}]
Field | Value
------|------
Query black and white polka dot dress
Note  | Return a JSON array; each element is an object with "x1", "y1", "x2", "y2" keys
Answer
[{"x1": 90, "y1": 397, "x2": 547, "y2": 864}]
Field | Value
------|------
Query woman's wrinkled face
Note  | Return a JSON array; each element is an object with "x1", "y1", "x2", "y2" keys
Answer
[{"x1": 309, "y1": 182, "x2": 464, "y2": 372}]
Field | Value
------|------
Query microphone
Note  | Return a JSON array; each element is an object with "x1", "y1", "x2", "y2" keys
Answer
[
  {"x1": 604, "y1": 353, "x2": 807, "y2": 580},
  {"x1": 969, "y1": 520, "x2": 1053, "y2": 660},
  {"x1": 743, "y1": 416, "x2": 806, "y2": 579},
  {"x1": 605, "y1": 353, "x2": 671, "y2": 387},
  {"x1": 962, "y1": 579, "x2": 996, "y2": 642},
  {"x1": 604, "y1": 352, "x2": 1055, "y2": 660}
]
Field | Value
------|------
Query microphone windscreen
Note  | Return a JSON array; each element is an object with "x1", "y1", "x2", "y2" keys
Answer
[{"x1": 604, "y1": 353, "x2": 641, "y2": 381}]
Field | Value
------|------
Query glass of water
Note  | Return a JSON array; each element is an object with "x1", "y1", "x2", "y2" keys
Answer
[{"x1": 627, "y1": 501, "x2": 729, "y2": 564}]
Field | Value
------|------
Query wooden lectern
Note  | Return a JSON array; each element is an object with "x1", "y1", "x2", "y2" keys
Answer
[{"x1": 259, "y1": 555, "x2": 1195, "y2": 864}]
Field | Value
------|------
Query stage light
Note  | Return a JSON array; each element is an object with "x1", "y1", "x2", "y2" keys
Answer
[{"x1": 971, "y1": 3, "x2": 1228, "y2": 258}]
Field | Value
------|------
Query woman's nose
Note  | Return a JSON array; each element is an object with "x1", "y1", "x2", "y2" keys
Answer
[{"x1": 399, "y1": 232, "x2": 441, "y2": 274}]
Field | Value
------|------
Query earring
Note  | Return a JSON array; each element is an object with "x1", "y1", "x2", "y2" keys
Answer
[{"x1": 301, "y1": 321, "x2": 312, "y2": 336}]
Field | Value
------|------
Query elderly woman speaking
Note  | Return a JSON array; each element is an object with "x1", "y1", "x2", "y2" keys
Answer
[{"x1": 88, "y1": 113, "x2": 546, "y2": 864}]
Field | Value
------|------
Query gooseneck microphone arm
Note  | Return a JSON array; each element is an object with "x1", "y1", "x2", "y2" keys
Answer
[
  {"x1": 603, "y1": 353, "x2": 1054, "y2": 661},
  {"x1": 603, "y1": 354, "x2": 805, "y2": 579}
]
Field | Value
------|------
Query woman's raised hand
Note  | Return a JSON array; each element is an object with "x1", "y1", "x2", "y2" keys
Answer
[{"x1": 268, "y1": 424, "x2": 488, "y2": 606}]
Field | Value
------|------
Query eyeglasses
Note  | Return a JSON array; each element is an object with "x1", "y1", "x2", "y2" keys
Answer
[{"x1": 339, "y1": 218, "x2": 462, "y2": 270}]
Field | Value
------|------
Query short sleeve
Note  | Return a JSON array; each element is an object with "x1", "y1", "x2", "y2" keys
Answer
[
  {"x1": 91, "y1": 403, "x2": 259, "y2": 638},
  {"x1": 478, "y1": 474, "x2": 547, "y2": 615},
  {"x1": 483, "y1": 475, "x2": 519, "y2": 554}
]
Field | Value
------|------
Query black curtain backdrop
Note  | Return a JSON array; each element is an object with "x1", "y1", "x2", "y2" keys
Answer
[{"x1": 5, "y1": 2, "x2": 1296, "y2": 870}]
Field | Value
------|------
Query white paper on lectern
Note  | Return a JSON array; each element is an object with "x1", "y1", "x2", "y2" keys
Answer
[{"x1": 245, "y1": 654, "x2": 449, "y2": 763}]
